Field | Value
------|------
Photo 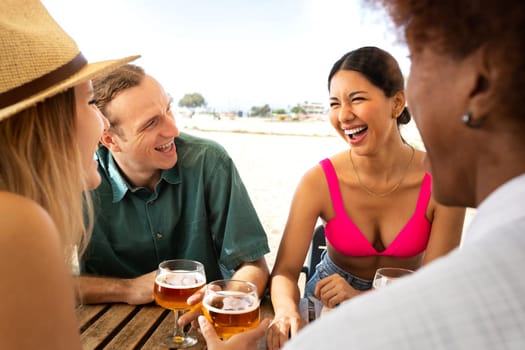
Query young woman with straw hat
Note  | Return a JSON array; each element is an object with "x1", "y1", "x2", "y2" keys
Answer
[{"x1": 0, "y1": 0, "x2": 138, "y2": 348}]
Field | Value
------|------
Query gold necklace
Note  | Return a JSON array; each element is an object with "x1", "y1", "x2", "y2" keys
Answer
[{"x1": 349, "y1": 145, "x2": 415, "y2": 197}]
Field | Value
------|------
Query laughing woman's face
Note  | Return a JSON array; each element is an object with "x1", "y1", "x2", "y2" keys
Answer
[{"x1": 328, "y1": 69, "x2": 400, "y2": 156}]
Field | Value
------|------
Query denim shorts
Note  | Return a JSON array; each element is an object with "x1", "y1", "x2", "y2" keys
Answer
[{"x1": 305, "y1": 250, "x2": 373, "y2": 301}]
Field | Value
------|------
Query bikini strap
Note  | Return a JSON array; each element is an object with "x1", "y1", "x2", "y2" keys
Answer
[{"x1": 319, "y1": 159, "x2": 346, "y2": 216}]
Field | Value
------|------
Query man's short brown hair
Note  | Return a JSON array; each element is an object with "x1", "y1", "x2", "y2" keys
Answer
[{"x1": 93, "y1": 64, "x2": 145, "y2": 132}]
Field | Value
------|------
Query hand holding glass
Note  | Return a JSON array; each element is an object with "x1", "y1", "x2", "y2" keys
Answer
[
  {"x1": 373, "y1": 267, "x2": 414, "y2": 290},
  {"x1": 202, "y1": 279, "x2": 260, "y2": 339},
  {"x1": 153, "y1": 259, "x2": 206, "y2": 348}
]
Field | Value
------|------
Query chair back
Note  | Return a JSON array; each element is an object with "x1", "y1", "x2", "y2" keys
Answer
[{"x1": 302, "y1": 225, "x2": 326, "y2": 280}]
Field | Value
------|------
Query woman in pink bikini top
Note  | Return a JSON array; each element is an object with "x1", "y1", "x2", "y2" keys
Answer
[
  {"x1": 268, "y1": 46, "x2": 466, "y2": 350},
  {"x1": 321, "y1": 159, "x2": 432, "y2": 258}
]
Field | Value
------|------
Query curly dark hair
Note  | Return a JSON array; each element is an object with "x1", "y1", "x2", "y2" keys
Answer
[{"x1": 372, "y1": 0, "x2": 525, "y2": 122}]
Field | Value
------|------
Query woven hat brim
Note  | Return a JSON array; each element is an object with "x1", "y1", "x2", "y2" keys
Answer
[{"x1": 0, "y1": 55, "x2": 140, "y2": 121}]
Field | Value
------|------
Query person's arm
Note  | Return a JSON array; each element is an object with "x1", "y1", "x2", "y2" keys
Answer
[
  {"x1": 204, "y1": 144, "x2": 271, "y2": 295},
  {"x1": 268, "y1": 167, "x2": 325, "y2": 350},
  {"x1": 74, "y1": 271, "x2": 155, "y2": 305},
  {"x1": 313, "y1": 273, "x2": 366, "y2": 308},
  {"x1": 181, "y1": 143, "x2": 271, "y2": 326},
  {"x1": 0, "y1": 193, "x2": 82, "y2": 350},
  {"x1": 422, "y1": 200, "x2": 466, "y2": 265},
  {"x1": 231, "y1": 257, "x2": 270, "y2": 298}
]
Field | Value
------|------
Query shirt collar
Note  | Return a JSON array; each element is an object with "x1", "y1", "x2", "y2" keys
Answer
[
  {"x1": 96, "y1": 147, "x2": 182, "y2": 203},
  {"x1": 162, "y1": 165, "x2": 181, "y2": 185},
  {"x1": 465, "y1": 173, "x2": 525, "y2": 243}
]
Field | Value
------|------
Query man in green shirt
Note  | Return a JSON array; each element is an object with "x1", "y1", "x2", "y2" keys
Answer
[{"x1": 76, "y1": 64, "x2": 270, "y2": 307}]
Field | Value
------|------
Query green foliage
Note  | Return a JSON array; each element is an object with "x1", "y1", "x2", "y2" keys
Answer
[
  {"x1": 178, "y1": 93, "x2": 206, "y2": 109},
  {"x1": 273, "y1": 108, "x2": 287, "y2": 114},
  {"x1": 250, "y1": 104, "x2": 272, "y2": 117},
  {"x1": 291, "y1": 104, "x2": 306, "y2": 114}
]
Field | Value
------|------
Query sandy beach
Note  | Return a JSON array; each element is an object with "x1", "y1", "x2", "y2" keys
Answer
[{"x1": 179, "y1": 116, "x2": 475, "y2": 270}]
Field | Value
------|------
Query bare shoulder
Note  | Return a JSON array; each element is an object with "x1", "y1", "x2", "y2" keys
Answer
[
  {"x1": 301, "y1": 151, "x2": 348, "y2": 184},
  {"x1": 0, "y1": 191, "x2": 55, "y2": 229},
  {"x1": 293, "y1": 152, "x2": 348, "y2": 218},
  {"x1": 0, "y1": 191, "x2": 49, "y2": 211},
  {"x1": 0, "y1": 191, "x2": 59, "y2": 251},
  {"x1": 295, "y1": 162, "x2": 321, "y2": 193},
  {"x1": 0, "y1": 192, "x2": 82, "y2": 349},
  {"x1": 297, "y1": 152, "x2": 343, "y2": 196}
]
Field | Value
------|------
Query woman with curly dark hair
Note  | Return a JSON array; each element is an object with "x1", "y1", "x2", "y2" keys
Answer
[
  {"x1": 281, "y1": 1, "x2": 525, "y2": 349},
  {"x1": 199, "y1": 1, "x2": 525, "y2": 349}
]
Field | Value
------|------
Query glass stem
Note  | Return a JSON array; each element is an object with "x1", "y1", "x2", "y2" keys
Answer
[{"x1": 172, "y1": 310, "x2": 185, "y2": 339}]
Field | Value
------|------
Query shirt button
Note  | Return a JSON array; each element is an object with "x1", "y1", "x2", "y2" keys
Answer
[{"x1": 155, "y1": 232, "x2": 163, "y2": 239}]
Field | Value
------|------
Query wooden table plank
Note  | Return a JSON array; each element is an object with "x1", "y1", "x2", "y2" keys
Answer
[
  {"x1": 77, "y1": 296, "x2": 274, "y2": 349},
  {"x1": 103, "y1": 305, "x2": 167, "y2": 349},
  {"x1": 80, "y1": 304, "x2": 137, "y2": 350},
  {"x1": 141, "y1": 311, "x2": 206, "y2": 350},
  {"x1": 77, "y1": 304, "x2": 108, "y2": 330}
]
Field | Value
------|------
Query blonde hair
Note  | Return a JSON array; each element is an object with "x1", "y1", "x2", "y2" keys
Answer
[{"x1": 0, "y1": 88, "x2": 93, "y2": 268}]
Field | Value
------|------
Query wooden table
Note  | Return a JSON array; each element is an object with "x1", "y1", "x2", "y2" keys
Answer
[{"x1": 77, "y1": 296, "x2": 274, "y2": 350}]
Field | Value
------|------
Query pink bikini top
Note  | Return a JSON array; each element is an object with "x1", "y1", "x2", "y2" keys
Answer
[{"x1": 320, "y1": 158, "x2": 432, "y2": 258}]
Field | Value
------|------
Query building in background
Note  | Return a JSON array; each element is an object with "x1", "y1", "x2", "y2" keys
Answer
[{"x1": 300, "y1": 101, "x2": 327, "y2": 120}]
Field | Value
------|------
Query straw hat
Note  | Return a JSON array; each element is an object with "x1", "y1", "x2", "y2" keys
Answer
[{"x1": 0, "y1": 0, "x2": 139, "y2": 121}]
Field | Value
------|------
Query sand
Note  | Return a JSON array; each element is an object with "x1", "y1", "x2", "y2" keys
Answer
[{"x1": 179, "y1": 116, "x2": 476, "y2": 270}]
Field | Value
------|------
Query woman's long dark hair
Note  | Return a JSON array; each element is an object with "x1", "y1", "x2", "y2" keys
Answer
[{"x1": 328, "y1": 46, "x2": 410, "y2": 127}]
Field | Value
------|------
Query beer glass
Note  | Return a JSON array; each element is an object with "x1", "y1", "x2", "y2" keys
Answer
[
  {"x1": 372, "y1": 267, "x2": 414, "y2": 289},
  {"x1": 202, "y1": 279, "x2": 260, "y2": 339},
  {"x1": 153, "y1": 259, "x2": 206, "y2": 348}
]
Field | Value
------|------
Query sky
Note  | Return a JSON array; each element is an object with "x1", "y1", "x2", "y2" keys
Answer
[{"x1": 42, "y1": 0, "x2": 409, "y2": 112}]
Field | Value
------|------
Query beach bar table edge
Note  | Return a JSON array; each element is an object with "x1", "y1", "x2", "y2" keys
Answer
[{"x1": 77, "y1": 298, "x2": 273, "y2": 350}]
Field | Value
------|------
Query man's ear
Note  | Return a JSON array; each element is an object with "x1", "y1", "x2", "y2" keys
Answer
[
  {"x1": 99, "y1": 130, "x2": 122, "y2": 152},
  {"x1": 392, "y1": 90, "x2": 406, "y2": 119}
]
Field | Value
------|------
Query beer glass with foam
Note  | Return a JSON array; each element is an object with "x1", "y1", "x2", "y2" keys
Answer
[
  {"x1": 202, "y1": 279, "x2": 260, "y2": 339},
  {"x1": 153, "y1": 259, "x2": 206, "y2": 348}
]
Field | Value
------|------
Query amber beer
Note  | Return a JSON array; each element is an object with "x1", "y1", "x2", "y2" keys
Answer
[
  {"x1": 202, "y1": 289, "x2": 260, "y2": 339},
  {"x1": 154, "y1": 271, "x2": 206, "y2": 310}
]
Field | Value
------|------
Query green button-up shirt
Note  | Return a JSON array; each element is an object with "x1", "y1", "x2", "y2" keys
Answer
[{"x1": 80, "y1": 132, "x2": 269, "y2": 282}]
